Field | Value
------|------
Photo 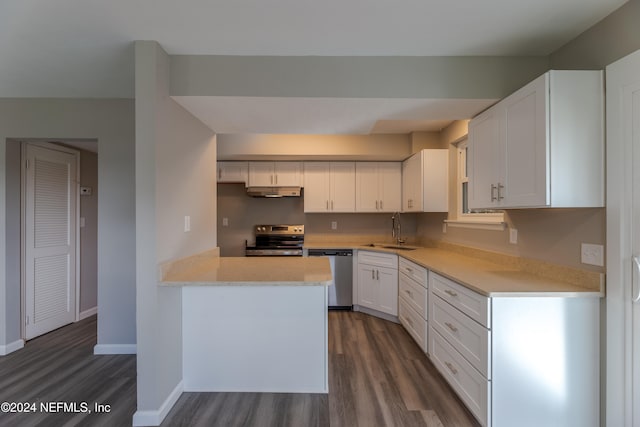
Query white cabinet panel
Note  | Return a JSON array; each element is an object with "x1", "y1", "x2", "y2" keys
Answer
[
  {"x1": 429, "y1": 272, "x2": 490, "y2": 328},
  {"x1": 402, "y1": 150, "x2": 448, "y2": 212},
  {"x1": 399, "y1": 298, "x2": 427, "y2": 352},
  {"x1": 356, "y1": 162, "x2": 401, "y2": 212},
  {"x1": 468, "y1": 70, "x2": 604, "y2": 209},
  {"x1": 249, "y1": 162, "x2": 301, "y2": 187},
  {"x1": 217, "y1": 161, "x2": 248, "y2": 184},
  {"x1": 304, "y1": 162, "x2": 355, "y2": 213},
  {"x1": 356, "y1": 251, "x2": 398, "y2": 317},
  {"x1": 399, "y1": 273, "x2": 427, "y2": 318}
]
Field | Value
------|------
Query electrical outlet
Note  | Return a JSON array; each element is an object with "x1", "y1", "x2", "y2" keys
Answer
[
  {"x1": 581, "y1": 243, "x2": 604, "y2": 266},
  {"x1": 331, "y1": 221, "x2": 338, "y2": 230},
  {"x1": 509, "y1": 228, "x2": 518, "y2": 244},
  {"x1": 222, "y1": 217, "x2": 229, "y2": 227},
  {"x1": 184, "y1": 215, "x2": 191, "y2": 232}
]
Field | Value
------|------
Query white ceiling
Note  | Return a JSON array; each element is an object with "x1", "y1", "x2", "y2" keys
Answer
[{"x1": 0, "y1": 0, "x2": 627, "y2": 134}]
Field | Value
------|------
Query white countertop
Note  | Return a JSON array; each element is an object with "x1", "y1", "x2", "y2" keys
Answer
[{"x1": 160, "y1": 255, "x2": 333, "y2": 287}]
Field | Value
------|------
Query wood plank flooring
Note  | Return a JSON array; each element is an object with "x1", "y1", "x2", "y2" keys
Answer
[
  {"x1": 0, "y1": 315, "x2": 136, "y2": 427},
  {"x1": 0, "y1": 311, "x2": 479, "y2": 427}
]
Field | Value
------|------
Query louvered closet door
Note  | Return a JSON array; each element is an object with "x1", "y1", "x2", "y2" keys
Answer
[{"x1": 25, "y1": 144, "x2": 77, "y2": 340}]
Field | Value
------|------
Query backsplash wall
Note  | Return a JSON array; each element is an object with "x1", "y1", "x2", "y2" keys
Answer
[
  {"x1": 416, "y1": 208, "x2": 606, "y2": 272},
  {"x1": 217, "y1": 183, "x2": 417, "y2": 255}
]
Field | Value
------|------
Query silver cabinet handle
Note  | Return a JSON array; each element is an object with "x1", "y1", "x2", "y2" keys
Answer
[
  {"x1": 331, "y1": 200, "x2": 334, "y2": 210},
  {"x1": 405, "y1": 289, "x2": 412, "y2": 297},
  {"x1": 270, "y1": 175, "x2": 273, "y2": 185},
  {"x1": 380, "y1": 200, "x2": 383, "y2": 210},
  {"x1": 218, "y1": 168, "x2": 222, "y2": 180},
  {"x1": 445, "y1": 322, "x2": 458, "y2": 332},
  {"x1": 444, "y1": 289, "x2": 458, "y2": 297},
  {"x1": 445, "y1": 361, "x2": 458, "y2": 375},
  {"x1": 491, "y1": 184, "x2": 497, "y2": 202},
  {"x1": 406, "y1": 267, "x2": 413, "y2": 272},
  {"x1": 497, "y1": 183, "x2": 504, "y2": 201},
  {"x1": 326, "y1": 200, "x2": 329, "y2": 211},
  {"x1": 633, "y1": 256, "x2": 640, "y2": 303},
  {"x1": 275, "y1": 174, "x2": 278, "y2": 185},
  {"x1": 372, "y1": 269, "x2": 375, "y2": 280},
  {"x1": 406, "y1": 316, "x2": 414, "y2": 326},
  {"x1": 376, "y1": 269, "x2": 379, "y2": 280}
]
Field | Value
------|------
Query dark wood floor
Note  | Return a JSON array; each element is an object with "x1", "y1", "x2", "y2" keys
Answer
[
  {"x1": 0, "y1": 312, "x2": 479, "y2": 427},
  {"x1": 0, "y1": 315, "x2": 136, "y2": 427}
]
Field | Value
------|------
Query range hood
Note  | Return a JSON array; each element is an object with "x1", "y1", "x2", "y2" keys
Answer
[{"x1": 246, "y1": 186, "x2": 301, "y2": 198}]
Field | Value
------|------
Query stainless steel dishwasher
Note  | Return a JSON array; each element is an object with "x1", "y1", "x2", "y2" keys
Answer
[{"x1": 308, "y1": 249, "x2": 353, "y2": 310}]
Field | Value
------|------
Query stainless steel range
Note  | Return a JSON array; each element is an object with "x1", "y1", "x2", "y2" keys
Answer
[{"x1": 245, "y1": 224, "x2": 304, "y2": 257}]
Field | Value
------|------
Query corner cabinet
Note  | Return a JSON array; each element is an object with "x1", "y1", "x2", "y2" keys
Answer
[
  {"x1": 356, "y1": 251, "x2": 398, "y2": 316},
  {"x1": 217, "y1": 161, "x2": 248, "y2": 184},
  {"x1": 248, "y1": 162, "x2": 302, "y2": 187},
  {"x1": 468, "y1": 70, "x2": 604, "y2": 209},
  {"x1": 402, "y1": 149, "x2": 449, "y2": 212},
  {"x1": 355, "y1": 162, "x2": 402, "y2": 212},
  {"x1": 303, "y1": 162, "x2": 356, "y2": 213}
]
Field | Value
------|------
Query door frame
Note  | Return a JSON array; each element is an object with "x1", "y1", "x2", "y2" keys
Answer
[
  {"x1": 605, "y1": 49, "x2": 640, "y2": 427},
  {"x1": 20, "y1": 140, "x2": 81, "y2": 340}
]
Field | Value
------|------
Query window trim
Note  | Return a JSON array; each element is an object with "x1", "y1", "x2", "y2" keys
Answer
[{"x1": 446, "y1": 137, "x2": 505, "y2": 231}]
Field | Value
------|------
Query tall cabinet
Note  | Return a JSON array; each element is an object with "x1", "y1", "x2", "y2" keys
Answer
[{"x1": 468, "y1": 70, "x2": 604, "y2": 209}]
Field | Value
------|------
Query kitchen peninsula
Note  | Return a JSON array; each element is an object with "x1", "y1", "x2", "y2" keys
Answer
[{"x1": 160, "y1": 251, "x2": 333, "y2": 393}]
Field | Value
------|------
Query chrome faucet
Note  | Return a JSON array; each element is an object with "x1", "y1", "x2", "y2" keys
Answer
[{"x1": 391, "y1": 212, "x2": 404, "y2": 245}]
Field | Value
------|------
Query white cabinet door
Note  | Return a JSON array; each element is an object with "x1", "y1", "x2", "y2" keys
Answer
[
  {"x1": 303, "y1": 162, "x2": 331, "y2": 212},
  {"x1": 274, "y1": 162, "x2": 302, "y2": 186},
  {"x1": 468, "y1": 70, "x2": 603, "y2": 210},
  {"x1": 330, "y1": 162, "x2": 356, "y2": 212},
  {"x1": 217, "y1": 161, "x2": 248, "y2": 184},
  {"x1": 502, "y1": 74, "x2": 548, "y2": 207},
  {"x1": 248, "y1": 162, "x2": 275, "y2": 186},
  {"x1": 377, "y1": 266, "x2": 398, "y2": 316},
  {"x1": 355, "y1": 162, "x2": 379, "y2": 212},
  {"x1": 379, "y1": 162, "x2": 402, "y2": 212},
  {"x1": 402, "y1": 153, "x2": 420, "y2": 212},
  {"x1": 468, "y1": 108, "x2": 502, "y2": 210},
  {"x1": 357, "y1": 264, "x2": 378, "y2": 310}
]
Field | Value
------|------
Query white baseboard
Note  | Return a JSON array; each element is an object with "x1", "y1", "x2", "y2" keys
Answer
[
  {"x1": 78, "y1": 306, "x2": 98, "y2": 321},
  {"x1": 0, "y1": 339, "x2": 25, "y2": 356},
  {"x1": 93, "y1": 344, "x2": 137, "y2": 355},
  {"x1": 133, "y1": 380, "x2": 183, "y2": 426}
]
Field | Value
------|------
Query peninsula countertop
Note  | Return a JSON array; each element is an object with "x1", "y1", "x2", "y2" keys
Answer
[{"x1": 160, "y1": 255, "x2": 333, "y2": 287}]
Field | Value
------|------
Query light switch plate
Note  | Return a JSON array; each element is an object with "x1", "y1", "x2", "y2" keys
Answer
[
  {"x1": 184, "y1": 215, "x2": 191, "y2": 232},
  {"x1": 509, "y1": 228, "x2": 518, "y2": 244},
  {"x1": 581, "y1": 243, "x2": 604, "y2": 266},
  {"x1": 222, "y1": 217, "x2": 229, "y2": 227},
  {"x1": 331, "y1": 221, "x2": 338, "y2": 230}
]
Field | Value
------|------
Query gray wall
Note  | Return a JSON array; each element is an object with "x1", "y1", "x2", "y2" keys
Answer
[
  {"x1": 0, "y1": 99, "x2": 135, "y2": 350},
  {"x1": 135, "y1": 40, "x2": 217, "y2": 415},
  {"x1": 171, "y1": 55, "x2": 549, "y2": 99},
  {"x1": 79, "y1": 149, "x2": 98, "y2": 312},
  {"x1": 550, "y1": 0, "x2": 640, "y2": 70}
]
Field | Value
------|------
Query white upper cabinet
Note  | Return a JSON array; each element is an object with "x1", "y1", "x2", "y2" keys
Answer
[
  {"x1": 248, "y1": 162, "x2": 302, "y2": 187},
  {"x1": 468, "y1": 70, "x2": 604, "y2": 209},
  {"x1": 217, "y1": 161, "x2": 248, "y2": 184},
  {"x1": 402, "y1": 149, "x2": 449, "y2": 212},
  {"x1": 303, "y1": 162, "x2": 356, "y2": 212},
  {"x1": 355, "y1": 162, "x2": 402, "y2": 212}
]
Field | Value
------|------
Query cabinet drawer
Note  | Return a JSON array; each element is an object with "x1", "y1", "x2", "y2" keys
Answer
[
  {"x1": 430, "y1": 329, "x2": 489, "y2": 426},
  {"x1": 399, "y1": 257, "x2": 427, "y2": 286},
  {"x1": 358, "y1": 250, "x2": 398, "y2": 269},
  {"x1": 399, "y1": 272, "x2": 427, "y2": 318},
  {"x1": 399, "y1": 297, "x2": 427, "y2": 353},
  {"x1": 431, "y1": 295, "x2": 491, "y2": 378},
  {"x1": 429, "y1": 272, "x2": 490, "y2": 328}
]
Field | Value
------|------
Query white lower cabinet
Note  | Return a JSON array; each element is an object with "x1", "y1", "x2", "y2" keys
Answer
[
  {"x1": 428, "y1": 271, "x2": 600, "y2": 427},
  {"x1": 356, "y1": 251, "x2": 398, "y2": 316},
  {"x1": 398, "y1": 258, "x2": 429, "y2": 353}
]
